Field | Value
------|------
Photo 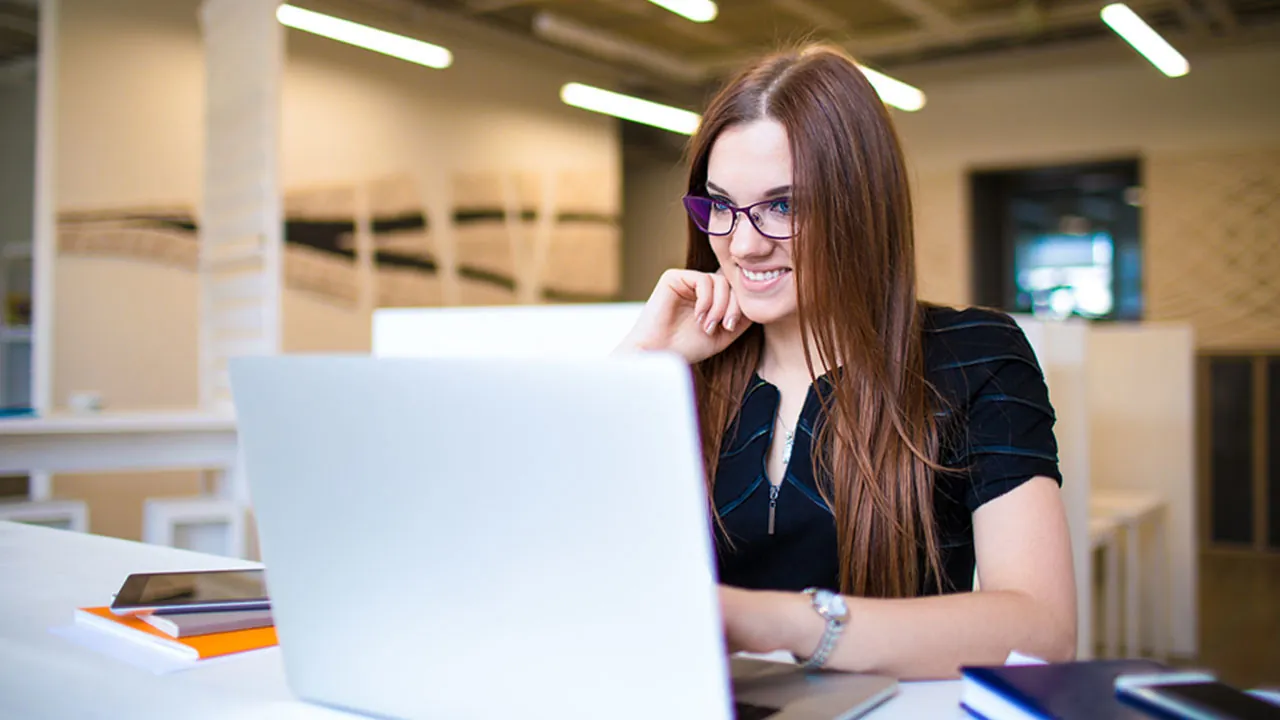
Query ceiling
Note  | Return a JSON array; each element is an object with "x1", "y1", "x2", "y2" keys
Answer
[
  {"x1": 406, "y1": 0, "x2": 1280, "y2": 92},
  {"x1": 0, "y1": 0, "x2": 35, "y2": 67}
]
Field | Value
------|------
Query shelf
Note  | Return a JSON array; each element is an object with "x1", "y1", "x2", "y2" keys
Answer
[
  {"x1": 1, "y1": 242, "x2": 32, "y2": 261},
  {"x1": 0, "y1": 327, "x2": 33, "y2": 343}
]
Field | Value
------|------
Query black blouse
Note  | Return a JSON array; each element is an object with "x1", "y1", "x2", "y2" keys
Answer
[{"x1": 713, "y1": 305, "x2": 1062, "y2": 595}]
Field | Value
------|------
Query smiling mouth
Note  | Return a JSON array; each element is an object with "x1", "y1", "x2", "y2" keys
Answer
[{"x1": 741, "y1": 268, "x2": 790, "y2": 282}]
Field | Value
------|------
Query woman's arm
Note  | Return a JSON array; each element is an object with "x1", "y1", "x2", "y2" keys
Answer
[{"x1": 720, "y1": 476, "x2": 1077, "y2": 680}]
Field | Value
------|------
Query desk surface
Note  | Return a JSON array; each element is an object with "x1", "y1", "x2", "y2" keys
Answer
[
  {"x1": 0, "y1": 410, "x2": 236, "y2": 435},
  {"x1": 0, "y1": 522, "x2": 967, "y2": 719}
]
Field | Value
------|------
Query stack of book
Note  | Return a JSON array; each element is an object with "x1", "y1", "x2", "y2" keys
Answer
[{"x1": 72, "y1": 606, "x2": 277, "y2": 664}]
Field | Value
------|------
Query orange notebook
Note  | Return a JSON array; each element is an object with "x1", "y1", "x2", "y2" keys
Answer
[{"x1": 74, "y1": 606, "x2": 278, "y2": 661}]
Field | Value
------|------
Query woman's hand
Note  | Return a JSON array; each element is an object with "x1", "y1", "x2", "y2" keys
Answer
[{"x1": 617, "y1": 269, "x2": 753, "y2": 364}]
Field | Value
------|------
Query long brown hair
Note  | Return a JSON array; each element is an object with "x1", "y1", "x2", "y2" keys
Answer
[{"x1": 687, "y1": 45, "x2": 945, "y2": 598}]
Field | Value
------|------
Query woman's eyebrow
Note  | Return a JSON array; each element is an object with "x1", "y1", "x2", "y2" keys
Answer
[{"x1": 705, "y1": 181, "x2": 792, "y2": 199}]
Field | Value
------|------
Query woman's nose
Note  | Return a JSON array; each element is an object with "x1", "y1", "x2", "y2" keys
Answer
[{"x1": 728, "y1": 212, "x2": 771, "y2": 256}]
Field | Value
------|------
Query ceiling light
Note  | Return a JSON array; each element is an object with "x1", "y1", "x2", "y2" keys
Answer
[
  {"x1": 858, "y1": 66, "x2": 926, "y2": 112},
  {"x1": 646, "y1": 0, "x2": 718, "y2": 23},
  {"x1": 1100, "y1": 3, "x2": 1189, "y2": 77},
  {"x1": 560, "y1": 83, "x2": 700, "y2": 135},
  {"x1": 276, "y1": 5, "x2": 452, "y2": 70}
]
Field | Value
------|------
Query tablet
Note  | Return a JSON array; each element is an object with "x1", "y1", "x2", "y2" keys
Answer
[{"x1": 109, "y1": 569, "x2": 270, "y2": 615}]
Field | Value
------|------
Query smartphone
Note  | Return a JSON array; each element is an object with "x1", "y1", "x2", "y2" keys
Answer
[
  {"x1": 109, "y1": 569, "x2": 269, "y2": 615},
  {"x1": 1115, "y1": 672, "x2": 1280, "y2": 720}
]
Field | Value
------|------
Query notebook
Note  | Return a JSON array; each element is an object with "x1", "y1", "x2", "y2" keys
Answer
[
  {"x1": 960, "y1": 658, "x2": 1170, "y2": 719},
  {"x1": 141, "y1": 608, "x2": 274, "y2": 638},
  {"x1": 74, "y1": 606, "x2": 277, "y2": 661}
]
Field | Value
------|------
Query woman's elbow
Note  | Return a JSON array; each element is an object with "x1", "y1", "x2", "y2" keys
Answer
[{"x1": 1042, "y1": 605, "x2": 1078, "y2": 662}]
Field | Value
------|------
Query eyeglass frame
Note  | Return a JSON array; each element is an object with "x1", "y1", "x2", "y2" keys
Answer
[{"x1": 682, "y1": 194, "x2": 796, "y2": 241}]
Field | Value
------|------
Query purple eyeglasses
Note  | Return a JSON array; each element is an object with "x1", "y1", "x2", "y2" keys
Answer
[{"x1": 683, "y1": 195, "x2": 796, "y2": 240}]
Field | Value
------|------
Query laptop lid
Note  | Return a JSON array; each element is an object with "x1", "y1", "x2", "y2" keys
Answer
[
  {"x1": 230, "y1": 353, "x2": 732, "y2": 720},
  {"x1": 372, "y1": 303, "x2": 644, "y2": 359}
]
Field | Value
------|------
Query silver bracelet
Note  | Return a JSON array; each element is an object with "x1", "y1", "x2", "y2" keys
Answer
[{"x1": 798, "y1": 588, "x2": 849, "y2": 670}]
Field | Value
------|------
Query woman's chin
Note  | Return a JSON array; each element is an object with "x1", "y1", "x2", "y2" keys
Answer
[{"x1": 739, "y1": 301, "x2": 798, "y2": 328}]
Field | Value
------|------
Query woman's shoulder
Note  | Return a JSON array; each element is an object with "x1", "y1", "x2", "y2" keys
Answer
[
  {"x1": 919, "y1": 303, "x2": 1044, "y2": 398},
  {"x1": 920, "y1": 303, "x2": 1023, "y2": 336}
]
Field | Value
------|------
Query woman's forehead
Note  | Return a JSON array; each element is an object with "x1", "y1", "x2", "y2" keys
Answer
[{"x1": 706, "y1": 119, "x2": 792, "y2": 199}]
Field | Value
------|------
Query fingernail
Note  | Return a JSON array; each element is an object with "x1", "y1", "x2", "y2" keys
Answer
[
  {"x1": 705, "y1": 321, "x2": 716, "y2": 334},
  {"x1": 695, "y1": 312, "x2": 705, "y2": 326},
  {"x1": 724, "y1": 318, "x2": 735, "y2": 332}
]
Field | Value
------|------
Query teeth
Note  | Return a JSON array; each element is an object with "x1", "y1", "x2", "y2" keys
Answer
[{"x1": 742, "y1": 268, "x2": 786, "y2": 282}]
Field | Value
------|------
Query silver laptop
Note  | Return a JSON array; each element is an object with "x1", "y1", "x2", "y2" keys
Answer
[{"x1": 230, "y1": 353, "x2": 896, "y2": 720}]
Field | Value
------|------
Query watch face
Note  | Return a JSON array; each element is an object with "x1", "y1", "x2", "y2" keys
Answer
[{"x1": 829, "y1": 594, "x2": 847, "y2": 615}]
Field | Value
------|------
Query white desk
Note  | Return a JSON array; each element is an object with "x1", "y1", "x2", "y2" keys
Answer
[
  {"x1": 0, "y1": 522, "x2": 967, "y2": 719},
  {"x1": 0, "y1": 412, "x2": 240, "y2": 495},
  {"x1": 1091, "y1": 490, "x2": 1168, "y2": 660},
  {"x1": 0, "y1": 412, "x2": 245, "y2": 556}
]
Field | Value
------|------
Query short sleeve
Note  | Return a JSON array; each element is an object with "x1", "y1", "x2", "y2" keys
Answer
[{"x1": 925, "y1": 308, "x2": 1063, "y2": 511}]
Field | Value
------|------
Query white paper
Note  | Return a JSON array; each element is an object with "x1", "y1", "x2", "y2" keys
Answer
[
  {"x1": 1004, "y1": 651, "x2": 1049, "y2": 666},
  {"x1": 49, "y1": 625, "x2": 277, "y2": 675}
]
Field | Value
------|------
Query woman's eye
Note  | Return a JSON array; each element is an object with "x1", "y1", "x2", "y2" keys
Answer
[
  {"x1": 769, "y1": 199, "x2": 792, "y2": 216},
  {"x1": 710, "y1": 199, "x2": 732, "y2": 213}
]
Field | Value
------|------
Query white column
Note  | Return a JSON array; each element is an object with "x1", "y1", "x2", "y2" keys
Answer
[
  {"x1": 28, "y1": 0, "x2": 60, "y2": 506},
  {"x1": 197, "y1": 0, "x2": 284, "y2": 412},
  {"x1": 31, "y1": 0, "x2": 58, "y2": 416}
]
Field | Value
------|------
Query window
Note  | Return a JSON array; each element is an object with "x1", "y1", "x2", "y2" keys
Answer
[{"x1": 970, "y1": 160, "x2": 1142, "y2": 321}]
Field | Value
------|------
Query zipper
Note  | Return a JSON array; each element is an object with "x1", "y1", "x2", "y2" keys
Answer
[{"x1": 767, "y1": 484, "x2": 780, "y2": 535}]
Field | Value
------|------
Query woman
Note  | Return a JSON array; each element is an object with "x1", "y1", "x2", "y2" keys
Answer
[{"x1": 617, "y1": 45, "x2": 1077, "y2": 680}]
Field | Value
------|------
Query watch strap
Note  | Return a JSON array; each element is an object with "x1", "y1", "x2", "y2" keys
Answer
[{"x1": 798, "y1": 588, "x2": 847, "y2": 671}]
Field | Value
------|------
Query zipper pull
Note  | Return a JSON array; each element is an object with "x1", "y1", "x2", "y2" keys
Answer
[{"x1": 767, "y1": 484, "x2": 780, "y2": 535}]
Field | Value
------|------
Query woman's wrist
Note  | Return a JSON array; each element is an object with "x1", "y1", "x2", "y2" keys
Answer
[{"x1": 774, "y1": 591, "x2": 826, "y2": 659}]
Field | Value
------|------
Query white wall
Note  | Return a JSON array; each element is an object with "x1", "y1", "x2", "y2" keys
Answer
[{"x1": 55, "y1": 0, "x2": 205, "y2": 212}]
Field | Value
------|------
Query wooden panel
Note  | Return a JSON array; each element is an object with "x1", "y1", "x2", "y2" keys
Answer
[
  {"x1": 1269, "y1": 358, "x2": 1280, "y2": 549},
  {"x1": 1146, "y1": 149, "x2": 1280, "y2": 350},
  {"x1": 1209, "y1": 357, "x2": 1255, "y2": 545}
]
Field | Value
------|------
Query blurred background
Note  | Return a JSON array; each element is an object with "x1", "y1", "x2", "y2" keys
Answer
[{"x1": 0, "y1": 0, "x2": 1277, "y2": 689}]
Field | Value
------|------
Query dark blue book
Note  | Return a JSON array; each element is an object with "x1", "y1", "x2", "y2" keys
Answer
[{"x1": 960, "y1": 659, "x2": 1170, "y2": 719}]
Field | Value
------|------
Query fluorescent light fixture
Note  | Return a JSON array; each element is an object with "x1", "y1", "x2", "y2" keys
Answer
[
  {"x1": 560, "y1": 83, "x2": 701, "y2": 135},
  {"x1": 647, "y1": 0, "x2": 718, "y2": 23},
  {"x1": 1100, "y1": 3, "x2": 1189, "y2": 77},
  {"x1": 276, "y1": 4, "x2": 452, "y2": 70},
  {"x1": 858, "y1": 66, "x2": 926, "y2": 112},
  {"x1": 561, "y1": 67, "x2": 923, "y2": 134}
]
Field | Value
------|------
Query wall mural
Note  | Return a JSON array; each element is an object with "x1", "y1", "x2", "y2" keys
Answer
[{"x1": 56, "y1": 169, "x2": 621, "y2": 308}]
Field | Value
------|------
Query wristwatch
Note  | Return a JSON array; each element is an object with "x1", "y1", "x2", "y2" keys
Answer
[{"x1": 798, "y1": 587, "x2": 849, "y2": 670}]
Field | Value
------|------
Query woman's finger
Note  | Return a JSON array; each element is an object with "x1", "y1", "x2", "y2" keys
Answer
[
  {"x1": 705, "y1": 274, "x2": 730, "y2": 334},
  {"x1": 722, "y1": 286, "x2": 743, "y2": 333},
  {"x1": 691, "y1": 272, "x2": 714, "y2": 326}
]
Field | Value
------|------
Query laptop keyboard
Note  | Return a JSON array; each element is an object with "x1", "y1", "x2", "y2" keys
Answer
[{"x1": 733, "y1": 701, "x2": 779, "y2": 720}]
